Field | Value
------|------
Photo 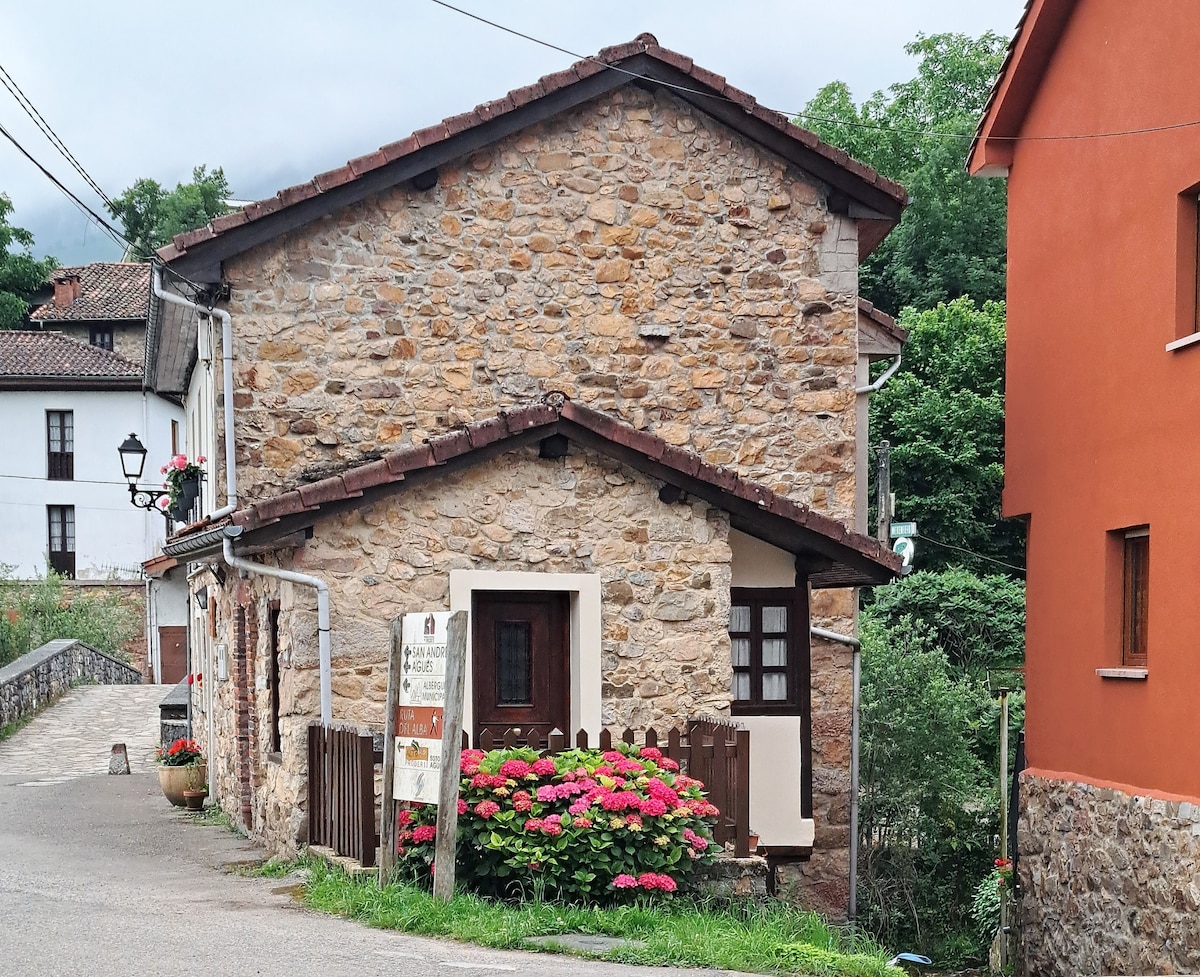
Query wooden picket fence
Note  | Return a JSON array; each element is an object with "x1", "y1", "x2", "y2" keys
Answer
[
  {"x1": 467, "y1": 718, "x2": 752, "y2": 857},
  {"x1": 307, "y1": 724, "x2": 381, "y2": 867}
]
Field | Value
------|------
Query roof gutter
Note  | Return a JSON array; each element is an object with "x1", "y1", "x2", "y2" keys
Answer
[
  {"x1": 152, "y1": 267, "x2": 237, "y2": 519},
  {"x1": 222, "y1": 525, "x2": 332, "y2": 726},
  {"x1": 855, "y1": 351, "x2": 902, "y2": 396}
]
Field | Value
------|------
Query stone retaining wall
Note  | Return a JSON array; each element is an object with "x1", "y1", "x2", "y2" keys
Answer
[
  {"x1": 0, "y1": 638, "x2": 142, "y2": 729},
  {"x1": 1018, "y1": 771, "x2": 1200, "y2": 976}
]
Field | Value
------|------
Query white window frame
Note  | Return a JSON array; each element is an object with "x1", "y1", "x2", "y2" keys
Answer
[{"x1": 449, "y1": 570, "x2": 602, "y2": 739}]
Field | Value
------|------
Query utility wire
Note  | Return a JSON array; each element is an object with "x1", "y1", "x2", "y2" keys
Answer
[
  {"x1": 426, "y1": 0, "x2": 1200, "y2": 145},
  {"x1": 0, "y1": 62, "x2": 114, "y2": 207},
  {"x1": 917, "y1": 533, "x2": 1026, "y2": 574},
  {"x1": 0, "y1": 121, "x2": 127, "y2": 249}
]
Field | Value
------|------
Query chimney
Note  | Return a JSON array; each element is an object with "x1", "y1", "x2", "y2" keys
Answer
[{"x1": 53, "y1": 274, "x2": 81, "y2": 309}]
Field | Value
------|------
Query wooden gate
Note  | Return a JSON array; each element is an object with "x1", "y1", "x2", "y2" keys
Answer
[{"x1": 307, "y1": 724, "x2": 379, "y2": 867}]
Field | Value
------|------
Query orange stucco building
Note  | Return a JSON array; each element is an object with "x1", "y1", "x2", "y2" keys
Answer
[{"x1": 972, "y1": 1, "x2": 1200, "y2": 973}]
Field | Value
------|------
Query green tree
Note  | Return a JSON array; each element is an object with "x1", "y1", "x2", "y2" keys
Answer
[
  {"x1": 856, "y1": 616, "x2": 997, "y2": 963},
  {"x1": 0, "y1": 193, "x2": 56, "y2": 329},
  {"x1": 871, "y1": 297, "x2": 1024, "y2": 572},
  {"x1": 866, "y1": 568, "x2": 1025, "y2": 678},
  {"x1": 802, "y1": 33, "x2": 1008, "y2": 312},
  {"x1": 107, "y1": 164, "x2": 232, "y2": 261}
]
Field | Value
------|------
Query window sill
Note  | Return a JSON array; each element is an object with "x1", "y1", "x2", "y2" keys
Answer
[
  {"x1": 1096, "y1": 667, "x2": 1148, "y2": 680},
  {"x1": 1166, "y1": 332, "x2": 1200, "y2": 352}
]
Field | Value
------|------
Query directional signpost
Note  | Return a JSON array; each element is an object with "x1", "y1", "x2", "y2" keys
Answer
[
  {"x1": 889, "y1": 521, "x2": 917, "y2": 538},
  {"x1": 890, "y1": 522, "x2": 917, "y2": 573},
  {"x1": 378, "y1": 609, "x2": 467, "y2": 899}
]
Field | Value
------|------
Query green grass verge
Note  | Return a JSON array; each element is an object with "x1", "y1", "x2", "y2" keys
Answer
[
  {"x1": 294, "y1": 857, "x2": 894, "y2": 976},
  {"x1": 0, "y1": 711, "x2": 37, "y2": 742}
]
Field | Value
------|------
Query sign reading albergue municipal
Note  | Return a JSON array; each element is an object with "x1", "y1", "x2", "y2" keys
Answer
[{"x1": 392, "y1": 611, "x2": 452, "y2": 804}]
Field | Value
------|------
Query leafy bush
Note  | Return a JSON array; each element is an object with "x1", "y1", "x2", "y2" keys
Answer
[
  {"x1": 0, "y1": 567, "x2": 140, "y2": 667},
  {"x1": 397, "y1": 744, "x2": 718, "y2": 902},
  {"x1": 970, "y1": 857, "x2": 1012, "y2": 950},
  {"x1": 855, "y1": 617, "x2": 997, "y2": 964},
  {"x1": 864, "y1": 568, "x2": 1025, "y2": 679}
]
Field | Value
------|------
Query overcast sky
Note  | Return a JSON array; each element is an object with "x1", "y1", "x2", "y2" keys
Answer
[{"x1": 1, "y1": 0, "x2": 1025, "y2": 266}]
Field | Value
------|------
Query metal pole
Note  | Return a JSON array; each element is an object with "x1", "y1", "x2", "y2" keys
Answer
[{"x1": 848, "y1": 640, "x2": 861, "y2": 924}]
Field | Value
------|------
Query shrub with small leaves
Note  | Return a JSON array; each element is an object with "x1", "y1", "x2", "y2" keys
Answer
[{"x1": 396, "y1": 744, "x2": 718, "y2": 902}]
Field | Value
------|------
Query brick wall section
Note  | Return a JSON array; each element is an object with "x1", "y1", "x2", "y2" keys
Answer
[
  {"x1": 234, "y1": 601, "x2": 259, "y2": 831},
  {"x1": 219, "y1": 85, "x2": 860, "y2": 527}
]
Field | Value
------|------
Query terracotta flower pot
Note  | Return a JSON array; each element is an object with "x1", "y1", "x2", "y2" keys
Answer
[
  {"x1": 158, "y1": 762, "x2": 207, "y2": 807},
  {"x1": 182, "y1": 789, "x2": 208, "y2": 812}
]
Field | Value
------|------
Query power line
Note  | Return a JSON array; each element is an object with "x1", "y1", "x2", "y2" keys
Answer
[
  {"x1": 0, "y1": 121, "x2": 127, "y2": 250},
  {"x1": 425, "y1": 0, "x2": 1200, "y2": 145},
  {"x1": 917, "y1": 533, "x2": 1026, "y2": 574},
  {"x1": 0, "y1": 472, "x2": 137, "y2": 488},
  {"x1": 0, "y1": 62, "x2": 114, "y2": 207}
]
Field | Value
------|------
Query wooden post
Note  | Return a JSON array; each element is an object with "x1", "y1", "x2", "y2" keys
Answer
[
  {"x1": 377, "y1": 618, "x2": 404, "y2": 886},
  {"x1": 875, "y1": 439, "x2": 891, "y2": 543},
  {"x1": 432, "y1": 610, "x2": 468, "y2": 902},
  {"x1": 998, "y1": 687, "x2": 1010, "y2": 970}
]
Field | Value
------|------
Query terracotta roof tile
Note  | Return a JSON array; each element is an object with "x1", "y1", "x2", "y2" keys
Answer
[
  {"x1": 0, "y1": 331, "x2": 142, "y2": 379},
  {"x1": 159, "y1": 35, "x2": 907, "y2": 266},
  {"x1": 173, "y1": 397, "x2": 899, "y2": 582},
  {"x1": 857, "y1": 298, "x2": 909, "y2": 343},
  {"x1": 30, "y1": 262, "x2": 150, "y2": 322}
]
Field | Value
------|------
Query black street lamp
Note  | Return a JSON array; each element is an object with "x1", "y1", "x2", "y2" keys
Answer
[{"x1": 118, "y1": 433, "x2": 171, "y2": 514}]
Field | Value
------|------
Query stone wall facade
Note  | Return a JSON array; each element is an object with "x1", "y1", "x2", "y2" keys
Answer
[
  {"x1": 1018, "y1": 771, "x2": 1200, "y2": 976},
  {"x1": 203, "y1": 446, "x2": 735, "y2": 855},
  {"x1": 0, "y1": 638, "x2": 142, "y2": 729},
  {"x1": 219, "y1": 85, "x2": 859, "y2": 525}
]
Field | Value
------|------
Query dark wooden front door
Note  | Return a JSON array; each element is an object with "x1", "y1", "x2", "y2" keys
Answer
[
  {"x1": 472, "y1": 592, "x2": 569, "y2": 741},
  {"x1": 159, "y1": 626, "x2": 187, "y2": 684}
]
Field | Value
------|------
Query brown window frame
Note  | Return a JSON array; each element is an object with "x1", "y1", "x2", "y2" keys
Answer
[
  {"x1": 46, "y1": 410, "x2": 74, "y2": 481},
  {"x1": 730, "y1": 587, "x2": 805, "y2": 716},
  {"x1": 1122, "y1": 528, "x2": 1150, "y2": 666},
  {"x1": 47, "y1": 505, "x2": 75, "y2": 578}
]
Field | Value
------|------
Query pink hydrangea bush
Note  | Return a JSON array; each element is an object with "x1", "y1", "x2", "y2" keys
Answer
[{"x1": 395, "y1": 743, "x2": 719, "y2": 901}]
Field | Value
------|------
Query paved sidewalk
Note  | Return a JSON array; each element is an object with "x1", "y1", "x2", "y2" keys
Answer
[{"x1": 0, "y1": 684, "x2": 164, "y2": 778}]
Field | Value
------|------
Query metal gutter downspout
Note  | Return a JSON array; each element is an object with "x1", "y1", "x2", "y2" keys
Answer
[
  {"x1": 855, "y1": 352, "x2": 902, "y2": 396},
  {"x1": 222, "y1": 526, "x2": 332, "y2": 726},
  {"x1": 811, "y1": 625, "x2": 862, "y2": 924},
  {"x1": 151, "y1": 267, "x2": 237, "y2": 519}
]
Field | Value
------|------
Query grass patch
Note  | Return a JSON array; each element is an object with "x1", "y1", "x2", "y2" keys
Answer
[
  {"x1": 296, "y1": 857, "x2": 894, "y2": 975},
  {"x1": 184, "y1": 802, "x2": 243, "y2": 835},
  {"x1": 240, "y1": 855, "x2": 313, "y2": 879},
  {"x1": 0, "y1": 711, "x2": 36, "y2": 743}
]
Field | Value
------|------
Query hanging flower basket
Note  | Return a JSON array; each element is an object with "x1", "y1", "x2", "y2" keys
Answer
[{"x1": 160, "y1": 454, "x2": 205, "y2": 521}]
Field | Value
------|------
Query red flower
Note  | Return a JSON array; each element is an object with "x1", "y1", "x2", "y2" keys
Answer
[
  {"x1": 412, "y1": 825, "x2": 436, "y2": 843},
  {"x1": 474, "y1": 800, "x2": 500, "y2": 819},
  {"x1": 457, "y1": 799, "x2": 468, "y2": 815}
]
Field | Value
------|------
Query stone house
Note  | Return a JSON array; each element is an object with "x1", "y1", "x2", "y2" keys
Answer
[{"x1": 155, "y1": 34, "x2": 905, "y2": 915}]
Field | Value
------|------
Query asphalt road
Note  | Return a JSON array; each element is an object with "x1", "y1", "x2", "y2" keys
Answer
[{"x1": 0, "y1": 771, "x2": 756, "y2": 977}]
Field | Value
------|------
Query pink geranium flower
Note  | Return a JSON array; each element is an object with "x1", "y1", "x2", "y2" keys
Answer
[
  {"x1": 531, "y1": 757, "x2": 556, "y2": 776},
  {"x1": 612, "y1": 874, "x2": 638, "y2": 889},
  {"x1": 474, "y1": 800, "x2": 500, "y2": 819},
  {"x1": 457, "y1": 799, "x2": 468, "y2": 815}
]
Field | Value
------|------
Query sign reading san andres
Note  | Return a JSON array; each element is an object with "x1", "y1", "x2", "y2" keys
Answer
[{"x1": 393, "y1": 611, "x2": 452, "y2": 804}]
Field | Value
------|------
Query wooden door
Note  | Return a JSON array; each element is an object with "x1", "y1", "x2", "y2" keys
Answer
[
  {"x1": 159, "y1": 626, "x2": 187, "y2": 685},
  {"x1": 472, "y1": 592, "x2": 569, "y2": 741}
]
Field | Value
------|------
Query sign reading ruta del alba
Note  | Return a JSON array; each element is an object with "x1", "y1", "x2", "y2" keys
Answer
[{"x1": 392, "y1": 611, "x2": 452, "y2": 804}]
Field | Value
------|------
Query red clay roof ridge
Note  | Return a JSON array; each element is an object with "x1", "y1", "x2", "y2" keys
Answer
[{"x1": 159, "y1": 35, "x2": 906, "y2": 264}]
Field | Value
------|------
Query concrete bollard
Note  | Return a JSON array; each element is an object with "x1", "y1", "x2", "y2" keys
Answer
[{"x1": 109, "y1": 743, "x2": 130, "y2": 775}]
